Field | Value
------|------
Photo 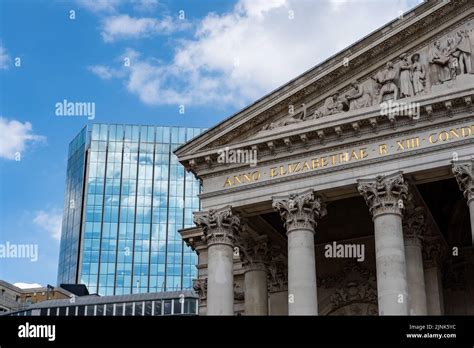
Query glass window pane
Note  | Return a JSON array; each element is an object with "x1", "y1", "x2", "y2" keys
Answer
[
  {"x1": 132, "y1": 126, "x2": 139, "y2": 141},
  {"x1": 96, "y1": 304, "x2": 104, "y2": 316},
  {"x1": 106, "y1": 304, "x2": 113, "y2": 316},
  {"x1": 163, "y1": 300, "x2": 172, "y2": 315},
  {"x1": 173, "y1": 299, "x2": 182, "y2": 314},
  {"x1": 135, "y1": 302, "x2": 143, "y2": 316},
  {"x1": 92, "y1": 124, "x2": 100, "y2": 140},
  {"x1": 85, "y1": 305, "x2": 91, "y2": 316},
  {"x1": 115, "y1": 303, "x2": 124, "y2": 316},
  {"x1": 147, "y1": 126, "x2": 155, "y2": 142},
  {"x1": 125, "y1": 302, "x2": 133, "y2": 316},
  {"x1": 100, "y1": 125, "x2": 108, "y2": 141},
  {"x1": 154, "y1": 300, "x2": 162, "y2": 316},
  {"x1": 145, "y1": 301, "x2": 152, "y2": 316}
]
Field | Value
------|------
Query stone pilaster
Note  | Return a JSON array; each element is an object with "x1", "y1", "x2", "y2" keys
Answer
[
  {"x1": 358, "y1": 171, "x2": 409, "y2": 315},
  {"x1": 452, "y1": 159, "x2": 474, "y2": 245},
  {"x1": 403, "y1": 205, "x2": 427, "y2": 315},
  {"x1": 273, "y1": 189, "x2": 326, "y2": 315},
  {"x1": 193, "y1": 206, "x2": 240, "y2": 315}
]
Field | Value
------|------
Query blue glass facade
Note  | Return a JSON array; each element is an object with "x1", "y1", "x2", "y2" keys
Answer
[
  {"x1": 57, "y1": 127, "x2": 87, "y2": 285},
  {"x1": 57, "y1": 124, "x2": 205, "y2": 296}
]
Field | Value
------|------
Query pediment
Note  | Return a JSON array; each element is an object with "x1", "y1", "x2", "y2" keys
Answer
[{"x1": 175, "y1": 0, "x2": 473, "y2": 164}]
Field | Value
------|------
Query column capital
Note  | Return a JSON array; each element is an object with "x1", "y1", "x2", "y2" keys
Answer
[
  {"x1": 357, "y1": 171, "x2": 408, "y2": 219},
  {"x1": 272, "y1": 189, "x2": 326, "y2": 233},
  {"x1": 452, "y1": 159, "x2": 474, "y2": 203},
  {"x1": 235, "y1": 234, "x2": 270, "y2": 272},
  {"x1": 403, "y1": 205, "x2": 426, "y2": 247},
  {"x1": 193, "y1": 206, "x2": 240, "y2": 247}
]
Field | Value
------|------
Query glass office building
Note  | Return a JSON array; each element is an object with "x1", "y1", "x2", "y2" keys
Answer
[{"x1": 57, "y1": 124, "x2": 205, "y2": 296}]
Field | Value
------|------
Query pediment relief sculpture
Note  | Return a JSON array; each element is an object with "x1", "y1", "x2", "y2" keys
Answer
[{"x1": 261, "y1": 21, "x2": 474, "y2": 132}]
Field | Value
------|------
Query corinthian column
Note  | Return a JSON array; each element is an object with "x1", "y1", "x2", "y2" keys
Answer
[
  {"x1": 358, "y1": 172, "x2": 409, "y2": 315},
  {"x1": 194, "y1": 206, "x2": 240, "y2": 315},
  {"x1": 403, "y1": 205, "x2": 427, "y2": 315},
  {"x1": 452, "y1": 159, "x2": 474, "y2": 245},
  {"x1": 273, "y1": 190, "x2": 326, "y2": 315},
  {"x1": 236, "y1": 234, "x2": 270, "y2": 315}
]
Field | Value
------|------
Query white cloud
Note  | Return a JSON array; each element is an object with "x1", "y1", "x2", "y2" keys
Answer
[
  {"x1": 101, "y1": 14, "x2": 188, "y2": 42},
  {"x1": 14, "y1": 282, "x2": 43, "y2": 289},
  {"x1": 0, "y1": 44, "x2": 10, "y2": 69},
  {"x1": 76, "y1": 0, "x2": 159, "y2": 14},
  {"x1": 91, "y1": 0, "x2": 422, "y2": 106},
  {"x1": 88, "y1": 64, "x2": 124, "y2": 79},
  {"x1": 33, "y1": 210, "x2": 63, "y2": 241},
  {"x1": 0, "y1": 118, "x2": 45, "y2": 160},
  {"x1": 75, "y1": 0, "x2": 122, "y2": 13},
  {"x1": 132, "y1": 0, "x2": 159, "y2": 12}
]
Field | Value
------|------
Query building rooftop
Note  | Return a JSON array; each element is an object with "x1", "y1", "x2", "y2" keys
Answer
[{"x1": 24, "y1": 290, "x2": 197, "y2": 309}]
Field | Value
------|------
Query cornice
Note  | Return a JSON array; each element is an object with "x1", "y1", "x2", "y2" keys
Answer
[{"x1": 189, "y1": 89, "x2": 473, "y2": 177}]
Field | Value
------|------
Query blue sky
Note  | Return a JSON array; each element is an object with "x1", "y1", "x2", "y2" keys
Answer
[{"x1": 0, "y1": 0, "x2": 422, "y2": 288}]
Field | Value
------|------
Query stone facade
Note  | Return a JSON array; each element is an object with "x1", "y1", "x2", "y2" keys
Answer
[{"x1": 177, "y1": 0, "x2": 474, "y2": 315}]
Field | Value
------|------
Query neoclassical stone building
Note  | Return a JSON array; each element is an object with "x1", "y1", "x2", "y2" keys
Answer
[{"x1": 175, "y1": 0, "x2": 474, "y2": 315}]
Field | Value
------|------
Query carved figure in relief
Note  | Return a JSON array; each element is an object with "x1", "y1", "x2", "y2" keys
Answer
[
  {"x1": 399, "y1": 53, "x2": 414, "y2": 98},
  {"x1": 314, "y1": 93, "x2": 345, "y2": 118},
  {"x1": 447, "y1": 30, "x2": 472, "y2": 75},
  {"x1": 345, "y1": 80, "x2": 372, "y2": 110},
  {"x1": 261, "y1": 104, "x2": 305, "y2": 130},
  {"x1": 446, "y1": 36, "x2": 460, "y2": 79},
  {"x1": 410, "y1": 53, "x2": 425, "y2": 95},
  {"x1": 429, "y1": 40, "x2": 451, "y2": 84},
  {"x1": 373, "y1": 61, "x2": 398, "y2": 103}
]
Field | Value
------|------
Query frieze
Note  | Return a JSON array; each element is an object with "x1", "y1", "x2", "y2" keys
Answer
[
  {"x1": 261, "y1": 18, "x2": 474, "y2": 132},
  {"x1": 201, "y1": 3, "x2": 473, "y2": 150}
]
